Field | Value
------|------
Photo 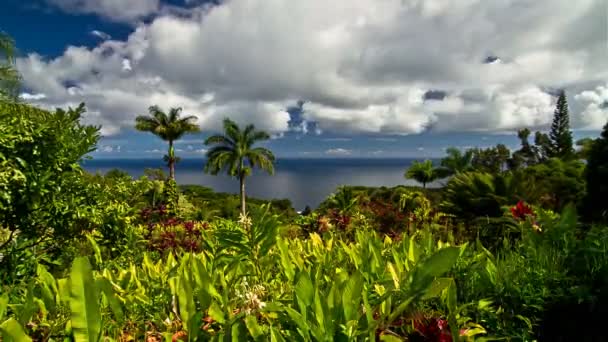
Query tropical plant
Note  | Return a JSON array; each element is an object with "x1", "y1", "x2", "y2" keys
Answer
[
  {"x1": 135, "y1": 106, "x2": 200, "y2": 180},
  {"x1": 405, "y1": 160, "x2": 444, "y2": 189},
  {"x1": 204, "y1": 118, "x2": 275, "y2": 215},
  {"x1": 440, "y1": 147, "x2": 474, "y2": 175},
  {"x1": 470, "y1": 144, "x2": 511, "y2": 174}
]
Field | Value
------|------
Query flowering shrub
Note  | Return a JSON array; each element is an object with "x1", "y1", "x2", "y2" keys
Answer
[{"x1": 139, "y1": 205, "x2": 209, "y2": 253}]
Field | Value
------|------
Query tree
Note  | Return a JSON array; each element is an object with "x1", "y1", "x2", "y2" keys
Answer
[
  {"x1": 404, "y1": 160, "x2": 443, "y2": 189},
  {"x1": 575, "y1": 138, "x2": 595, "y2": 160},
  {"x1": 135, "y1": 106, "x2": 199, "y2": 180},
  {"x1": 204, "y1": 118, "x2": 275, "y2": 215},
  {"x1": 548, "y1": 91, "x2": 574, "y2": 159},
  {"x1": 582, "y1": 122, "x2": 608, "y2": 223},
  {"x1": 0, "y1": 102, "x2": 100, "y2": 253},
  {"x1": 440, "y1": 147, "x2": 474, "y2": 175},
  {"x1": 0, "y1": 32, "x2": 20, "y2": 100},
  {"x1": 509, "y1": 128, "x2": 538, "y2": 169},
  {"x1": 534, "y1": 131, "x2": 552, "y2": 162},
  {"x1": 471, "y1": 144, "x2": 511, "y2": 174}
]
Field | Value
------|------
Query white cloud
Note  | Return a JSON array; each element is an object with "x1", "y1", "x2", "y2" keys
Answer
[
  {"x1": 575, "y1": 84, "x2": 608, "y2": 129},
  {"x1": 325, "y1": 148, "x2": 352, "y2": 156},
  {"x1": 20, "y1": 92, "x2": 46, "y2": 100},
  {"x1": 18, "y1": 0, "x2": 606, "y2": 136},
  {"x1": 47, "y1": 0, "x2": 159, "y2": 23},
  {"x1": 90, "y1": 30, "x2": 111, "y2": 40},
  {"x1": 99, "y1": 145, "x2": 121, "y2": 153}
]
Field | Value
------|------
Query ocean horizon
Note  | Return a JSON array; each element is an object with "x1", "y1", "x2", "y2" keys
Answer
[{"x1": 82, "y1": 157, "x2": 440, "y2": 209}]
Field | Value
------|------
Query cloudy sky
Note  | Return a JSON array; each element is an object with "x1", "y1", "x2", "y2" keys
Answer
[{"x1": 2, "y1": 0, "x2": 607, "y2": 158}]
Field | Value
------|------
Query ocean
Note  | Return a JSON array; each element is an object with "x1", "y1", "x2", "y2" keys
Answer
[{"x1": 81, "y1": 158, "x2": 435, "y2": 210}]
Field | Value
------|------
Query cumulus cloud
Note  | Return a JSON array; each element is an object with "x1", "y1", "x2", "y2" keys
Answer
[
  {"x1": 575, "y1": 84, "x2": 608, "y2": 129},
  {"x1": 20, "y1": 92, "x2": 46, "y2": 100},
  {"x1": 47, "y1": 0, "x2": 159, "y2": 23},
  {"x1": 18, "y1": 0, "x2": 607, "y2": 136}
]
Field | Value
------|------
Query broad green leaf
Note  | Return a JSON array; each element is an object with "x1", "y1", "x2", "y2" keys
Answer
[
  {"x1": 69, "y1": 257, "x2": 101, "y2": 342},
  {"x1": 231, "y1": 321, "x2": 246, "y2": 342},
  {"x1": 0, "y1": 318, "x2": 32, "y2": 342},
  {"x1": 423, "y1": 278, "x2": 453, "y2": 299},
  {"x1": 244, "y1": 316, "x2": 264, "y2": 341},
  {"x1": 208, "y1": 301, "x2": 225, "y2": 324},
  {"x1": 411, "y1": 247, "x2": 460, "y2": 292},
  {"x1": 176, "y1": 270, "x2": 195, "y2": 331},
  {"x1": 295, "y1": 272, "x2": 314, "y2": 308},
  {"x1": 380, "y1": 334, "x2": 403, "y2": 342},
  {"x1": 342, "y1": 272, "x2": 363, "y2": 321},
  {"x1": 96, "y1": 277, "x2": 124, "y2": 323},
  {"x1": 270, "y1": 326, "x2": 286, "y2": 342},
  {"x1": 0, "y1": 293, "x2": 8, "y2": 319}
]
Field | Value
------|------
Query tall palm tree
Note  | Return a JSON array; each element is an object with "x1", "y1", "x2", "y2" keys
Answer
[
  {"x1": 135, "y1": 106, "x2": 199, "y2": 180},
  {"x1": 0, "y1": 32, "x2": 20, "y2": 100},
  {"x1": 204, "y1": 118, "x2": 275, "y2": 215},
  {"x1": 404, "y1": 160, "x2": 443, "y2": 189}
]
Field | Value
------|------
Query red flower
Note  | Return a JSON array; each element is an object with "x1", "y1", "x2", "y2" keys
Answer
[{"x1": 510, "y1": 200, "x2": 534, "y2": 221}]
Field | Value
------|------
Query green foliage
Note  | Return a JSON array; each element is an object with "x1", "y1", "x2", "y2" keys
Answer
[
  {"x1": 441, "y1": 172, "x2": 516, "y2": 220},
  {"x1": 69, "y1": 257, "x2": 101, "y2": 342},
  {"x1": 440, "y1": 147, "x2": 474, "y2": 175},
  {"x1": 470, "y1": 144, "x2": 511, "y2": 173},
  {"x1": 0, "y1": 102, "x2": 100, "y2": 260},
  {"x1": 582, "y1": 121, "x2": 608, "y2": 223},
  {"x1": 204, "y1": 118, "x2": 275, "y2": 215},
  {"x1": 404, "y1": 160, "x2": 445, "y2": 188}
]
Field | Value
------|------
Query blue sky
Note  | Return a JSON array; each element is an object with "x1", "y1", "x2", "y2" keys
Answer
[{"x1": 2, "y1": 0, "x2": 606, "y2": 159}]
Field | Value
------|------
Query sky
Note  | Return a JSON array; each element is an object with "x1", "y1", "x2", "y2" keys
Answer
[{"x1": 2, "y1": 0, "x2": 607, "y2": 158}]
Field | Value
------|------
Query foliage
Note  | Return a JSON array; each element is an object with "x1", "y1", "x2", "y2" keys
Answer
[
  {"x1": 440, "y1": 147, "x2": 474, "y2": 176},
  {"x1": 405, "y1": 160, "x2": 445, "y2": 188},
  {"x1": 204, "y1": 118, "x2": 275, "y2": 215},
  {"x1": 470, "y1": 144, "x2": 511, "y2": 174},
  {"x1": 135, "y1": 106, "x2": 199, "y2": 179},
  {"x1": 582, "y1": 121, "x2": 608, "y2": 223},
  {"x1": 0, "y1": 102, "x2": 100, "y2": 268}
]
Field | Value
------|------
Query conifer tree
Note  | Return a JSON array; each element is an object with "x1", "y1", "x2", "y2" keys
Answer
[{"x1": 548, "y1": 90, "x2": 574, "y2": 158}]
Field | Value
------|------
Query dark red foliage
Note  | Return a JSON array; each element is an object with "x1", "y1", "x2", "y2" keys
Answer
[
  {"x1": 412, "y1": 318, "x2": 453, "y2": 342},
  {"x1": 364, "y1": 200, "x2": 408, "y2": 236},
  {"x1": 510, "y1": 200, "x2": 534, "y2": 221},
  {"x1": 139, "y1": 205, "x2": 206, "y2": 254},
  {"x1": 328, "y1": 209, "x2": 351, "y2": 230}
]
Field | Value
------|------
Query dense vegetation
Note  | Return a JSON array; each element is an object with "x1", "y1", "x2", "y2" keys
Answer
[{"x1": 2, "y1": 32, "x2": 608, "y2": 341}]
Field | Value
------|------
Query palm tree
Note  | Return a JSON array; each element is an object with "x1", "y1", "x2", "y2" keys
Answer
[
  {"x1": 440, "y1": 147, "x2": 474, "y2": 175},
  {"x1": 135, "y1": 106, "x2": 199, "y2": 180},
  {"x1": 204, "y1": 118, "x2": 275, "y2": 215},
  {"x1": 0, "y1": 32, "x2": 20, "y2": 100},
  {"x1": 404, "y1": 160, "x2": 443, "y2": 189}
]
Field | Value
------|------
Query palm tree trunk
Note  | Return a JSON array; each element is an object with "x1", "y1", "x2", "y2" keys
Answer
[
  {"x1": 168, "y1": 140, "x2": 175, "y2": 180},
  {"x1": 422, "y1": 181, "x2": 427, "y2": 189},
  {"x1": 239, "y1": 174, "x2": 246, "y2": 215}
]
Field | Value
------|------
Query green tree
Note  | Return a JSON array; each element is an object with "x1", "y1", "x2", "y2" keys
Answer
[
  {"x1": 0, "y1": 102, "x2": 100, "y2": 253},
  {"x1": 204, "y1": 118, "x2": 275, "y2": 215},
  {"x1": 471, "y1": 144, "x2": 511, "y2": 174},
  {"x1": 509, "y1": 128, "x2": 538, "y2": 169},
  {"x1": 575, "y1": 137, "x2": 595, "y2": 160},
  {"x1": 534, "y1": 131, "x2": 552, "y2": 162},
  {"x1": 0, "y1": 32, "x2": 20, "y2": 100},
  {"x1": 135, "y1": 106, "x2": 199, "y2": 180},
  {"x1": 404, "y1": 160, "x2": 443, "y2": 189},
  {"x1": 440, "y1": 147, "x2": 474, "y2": 175},
  {"x1": 548, "y1": 91, "x2": 574, "y2": 159},
  {"x1": 582, "y1": 122, "x2": 608, "y2": 222}
]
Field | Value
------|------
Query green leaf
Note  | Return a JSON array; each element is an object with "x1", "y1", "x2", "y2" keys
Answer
[
  {"x1": 411, "y1": 247, "x2": 460, "y2": 292},
  {"x1": 69, "y1": 257, "x2": 101, "y2": 342},
  {"x1": 270, "y1": 326, "x2": 286, "y2": 342},
  {"x1": 0, "y1": 318, "x2": 32, "y2": 342},
  {"x1": 208, "y1": 301, "x2": 225, "y2": 324},
  {"x1": 244, "y1": 316, "x2": 265, "y2": 341},
  {"x1": 423, "y1": 278, "x2": 453, "y2": 299},
  {"x1": 342, "y1": 272, "x2": 363, "y2": 321},
  {"x1": 96, "y1": 277, "x2": 124, "y2": 323},
  {"x1": 0, "y1": 293, "x2": 8, "y2": 319},
  {"x1": 380, "y1": 334, "x2": 404, "y2": 342},
  {"x1": 176, "y1": 269, "x2": 195, "y2": 331},
  {"x1": 295, "y1": 272, "x2": 314, "y2": 308}
]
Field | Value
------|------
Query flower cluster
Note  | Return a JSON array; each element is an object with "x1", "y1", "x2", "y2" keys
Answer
[
  {"x1": 234, "y1": 279, "x2": 267, "y2": 315},
  {"x1": 510, "y1": 201, "x2": 534, "y2": 221}
]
